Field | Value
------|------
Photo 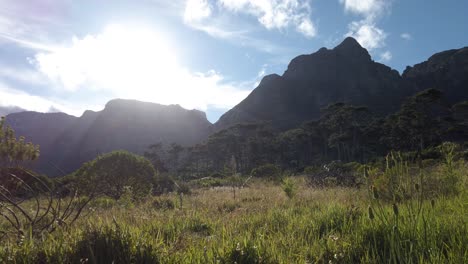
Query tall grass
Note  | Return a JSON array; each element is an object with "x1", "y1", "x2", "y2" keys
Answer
[{"x1": 0, "y1": 162, "x2": 466, "y2": 263}]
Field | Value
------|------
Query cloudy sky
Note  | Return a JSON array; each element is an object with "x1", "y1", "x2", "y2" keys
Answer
[{"x1": 0, "y1": 0, "x2": 467, "y2": 122}]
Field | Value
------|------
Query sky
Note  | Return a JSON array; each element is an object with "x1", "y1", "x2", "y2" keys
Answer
[{"x1": 0, "y1": 0, "x2": 467, "y2": 123}]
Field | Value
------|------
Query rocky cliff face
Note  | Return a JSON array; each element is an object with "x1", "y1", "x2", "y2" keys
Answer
[
  {"x1": 6, "y1": 99, "x2": 212, "y2": 176},
  {"x1": 403, "y1": 47, "x2": 468, "y2": 104},
  {"x1": 215, "y1": 37, "x2": 415, "y2": 131}
]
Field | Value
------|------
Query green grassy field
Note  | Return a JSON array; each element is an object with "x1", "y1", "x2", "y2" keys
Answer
[{"x1": 1, "y1": 167, "x2": 467, "y2": 264}]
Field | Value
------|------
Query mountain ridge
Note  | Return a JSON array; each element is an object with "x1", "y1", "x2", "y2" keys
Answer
[
  {"x1": 4, "y1": 37, "x2": 468, "y2": 176},
  {"x1": 5, "y1": 99, "x2": 213, "y2": 176}
]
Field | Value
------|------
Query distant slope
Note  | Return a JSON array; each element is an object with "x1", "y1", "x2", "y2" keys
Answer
[
  {"x1": 6, "y1": 99, "x2": 212, "y2": 176},
  {"x1": 215, "y1": 37, "x2": 415, "y2": 131},
  {"x1": 0, "y1": 106, "x2": 25, "y2": 117}
]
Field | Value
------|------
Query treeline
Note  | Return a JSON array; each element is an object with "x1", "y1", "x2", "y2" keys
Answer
[{"x1": 147, "y1": 89, "x2": 468, "y2": 179}]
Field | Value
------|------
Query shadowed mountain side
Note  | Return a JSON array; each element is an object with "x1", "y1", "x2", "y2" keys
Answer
[
  {"x1": 215, "y1": 37, "x2": 415, "y2": 131},
  {"x1": 403, "y1": 46, "x2": 468, "y2": 104},
  {"x1": 6, "y1": 99, "x2": 213, "y2": 176}
]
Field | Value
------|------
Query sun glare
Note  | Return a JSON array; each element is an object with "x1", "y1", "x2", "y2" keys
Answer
[{"x1": 34, "y1": 24, "x2": 250, "y2": 111}]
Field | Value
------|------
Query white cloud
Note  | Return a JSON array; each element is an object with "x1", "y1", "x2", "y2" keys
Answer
[
  {"x1": 345, "y1": 21, "x2": 386, "y2": 50},
  {"x1": 0, "y1": 81, "x2": 79, "y2": 115},
  {"x1": 379, "y1": 51, "x2": 392, "y2": 61},
  {"x1": 33, "y1": 24, "x2": 251, "y2": 111},
  {"x1": 340, "y1": 0, "x2": 391, "y2": 51},
  {"x1": 185, "y1": 0, "x2": 316, "y2": 38},
  {"x1": 184, "y1": 0, "x2": 212, "y2": 23},
  {"x1": 297, "y1": 18, "x2": 316, "y2": 38},
  {"x1": 400, "y1": 33, "x2": 412, "y2": 40},
  {"x1": 340, "y1": 0, "x2": 388, "y2": 18}
]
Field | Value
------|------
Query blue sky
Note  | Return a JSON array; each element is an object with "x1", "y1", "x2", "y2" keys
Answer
[{"x1": 0, "y1": 0, "x2": 467, "y2": 123}]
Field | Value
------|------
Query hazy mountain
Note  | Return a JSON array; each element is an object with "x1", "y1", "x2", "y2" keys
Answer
[
  {"x1": 215, "y1": 37, "x2": 415, "y2": 131},
  {"x1": 0, "y1": 106, "x2": 25, "y2": 117},
  {"x1": 6, "y1": 99, "x2": 212, "y2": 176}
]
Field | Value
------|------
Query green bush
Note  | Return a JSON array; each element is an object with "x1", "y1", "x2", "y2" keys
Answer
[
  {"x1": 251, "y1": 164, "x2": 281, "y2": 180},
  {"x1": 282, "y1": 177, "x2": 297, "y2": 199},
  {"x1": 151, "y1": 198, "x2": 175, "y2": 210},
  {"x1": 73, "y1": 226, "x2": 160, "y2": 263},
  {"x1": 74, "y1": 150, "x2": 155, "y2": 200}
]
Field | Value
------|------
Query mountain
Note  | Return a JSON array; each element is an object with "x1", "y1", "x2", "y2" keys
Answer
[
  {"x1": 215, "y1": 37, "x2": 415, "y2": 131},
  {"x1": 402, "y1": 46, "x2": 468, "y2": 104},
  {"x1": 0, "y1": 106, "x2": 25, "y2": 117},
  {"x1": 6, "y1": 99, "x2": 212, "y2": 176}
]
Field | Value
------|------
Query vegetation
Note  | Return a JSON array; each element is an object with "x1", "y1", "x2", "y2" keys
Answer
[
  {"x1": 0, "y1": 157, "x2": 466, "y2": 263},
  {"x1": 0, "y1": 86, "x2": 467, "y2": 263},
  {"x1": 0, "y1": 116, "x2": 39, "y2": 167},
  {"x1": 74, "y1": 151, "x2": 156, "y2": 200}
]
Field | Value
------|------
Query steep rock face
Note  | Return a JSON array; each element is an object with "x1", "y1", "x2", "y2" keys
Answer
[
  {"x1": 215, "y1": 37, "x2": 414, "y2": 131},
  {"x1": 6, "y1": 99, "x2": 212, "y2": 176},
  {"x1": 402, "y1": 47, "x2": 468, "y2": 104}
]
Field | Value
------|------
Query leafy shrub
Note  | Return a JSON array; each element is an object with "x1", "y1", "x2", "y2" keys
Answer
[
  {"x1": 281, "y1": 177, "x2": 297, "y2": 199},
  {"x1": 251, "y1": 164, "x2": 281, "y2": 180},
  {"x1": 195, "y1": 177, "x2": 223, "y2": 188},
  {"x1": 152, "y1": 172, "x2": 175, "y2": 195},
  {"x1": 73, "y1": 226, "x2": 160, "y2": 263},
  {"x1": 187, "y1": 219, "x2": 211, "y2": 235},
  {"x1": 151, "y1": 198, "x2": 175, "y2": 210},
  {"x1": 305, "y1": 161, "x2": 362, "y2": 187},
  {"x1": 175, "y1": 182, "x2": 191, "y2": 195},
  {"x1": 74, "y1": 151, "x2": 155, "y2": 200},
  {"x1": 90, "y1": 196, "x2": 117, "y2": 209},
  {"x1": 217, "y1": 201, "x2": 240, "y2": 213}
]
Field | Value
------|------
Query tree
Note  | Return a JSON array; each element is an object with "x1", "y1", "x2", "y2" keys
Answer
[
  {"x1": 75, "y1": 151, "x2": 155, "y2": 199},
  {"x1": 0, "y1": 116, "x2": 40, "y2": 167},
  {"x1": 318, "y1": 103, "x2": 372, "y2": 162},
  {"x1": 168, "y1": 143, "x2": 184, "y2": 172},
  {"x1": 144, "y1": 142, "x2": 167, "y2": 173},
  {"x1": 382, "y1": 89, "x2": 449, "y2": 152}
]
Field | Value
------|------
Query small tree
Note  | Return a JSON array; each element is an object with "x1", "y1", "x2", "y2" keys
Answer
[
  {"x1": 0, "y1": 116, "x2": 40, "y2": 167},
  {"x1": 75, "y1": 151, "x2": 155, "y2": 199}
]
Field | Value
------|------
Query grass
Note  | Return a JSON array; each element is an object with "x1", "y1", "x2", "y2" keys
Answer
[{"x1": 0, "y1": 167, "x2": 467, "y2": 263}]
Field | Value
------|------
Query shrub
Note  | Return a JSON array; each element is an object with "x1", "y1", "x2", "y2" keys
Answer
[
  {"x1": 73, "y1": 226, "x2": 160, "y2": 263},
  {"x1": 217, "y1": 201, "x2": 240, "y2": 213},
  {"x1": 152, "y1": 172, "x2": 175, "y2": 195},
  {"x1": 74, "y1": 151, "x2": 155, "y2": 199},
  {"x1": 305, "y1": 161, "x2": 362, "y2": 187},
  {"x1": 151, "y1": 198, "x2": 175, "y2": 210},
  {"x1": 90, "y1": 196, "x2": 117, "y2": 209},
  {"x1": 195, "y1": 177, "x2": 223, "y2": 188},
  {"x1": 251, "y1": 164, "x2": 281, "y2": 180},
  {"x1": 282, "y1": 177, "x2": 297, "y2": 199}
]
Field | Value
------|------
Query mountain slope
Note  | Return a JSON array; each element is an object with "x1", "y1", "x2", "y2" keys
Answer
[
  {"x1": 6, "y1": 99, "x2": 212, "y2": 176},
  {"x1": 215, "y1": 37, "x2": 415, "y2": 131},
  {"x1": 403, "y1": 46, "x2": 468, "y2": 104},
  {"x1": 0, "y1": 106, "x2": 25, "y2": 117}
]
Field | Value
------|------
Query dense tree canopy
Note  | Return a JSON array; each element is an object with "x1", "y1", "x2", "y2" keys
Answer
[{"x1": 170, "y1": 89, "x2": 467, "y2": 178}]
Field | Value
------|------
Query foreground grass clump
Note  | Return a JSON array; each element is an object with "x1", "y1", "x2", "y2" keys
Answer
[{"x1": 1, "y1": 164, "x2": 467, "y2": 263}]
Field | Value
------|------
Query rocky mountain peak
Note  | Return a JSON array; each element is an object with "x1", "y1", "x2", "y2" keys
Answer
[{"x1": 333, "y1": 37, "x2": 371, "y2": 61}]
